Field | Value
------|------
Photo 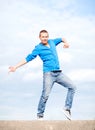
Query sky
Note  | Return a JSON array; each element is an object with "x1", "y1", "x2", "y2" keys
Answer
[{"x1": 0, "y1": 0, "x2": 95, "y2": 120}]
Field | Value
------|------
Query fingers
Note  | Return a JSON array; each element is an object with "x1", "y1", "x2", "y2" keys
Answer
[
  {"x1": 63, "y1": 44, "x2": 69, "y2": 48},
  {"x1": 8, "y1": 66, "x2": 16, "y2": 73},
  {"x1": 8, "y1": 67, "x2": 12, "y2": 74},
  {"x1": 63, "y1": 45, "x2": 68, "y2": 48}
]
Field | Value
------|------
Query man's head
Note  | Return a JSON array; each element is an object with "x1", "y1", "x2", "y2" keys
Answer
[{"x1": 39, "y1": 30, "x2": 49, "y2": 45}]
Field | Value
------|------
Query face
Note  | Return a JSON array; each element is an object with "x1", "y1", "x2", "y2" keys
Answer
[{"x1": 39, "y1": 32, "x2": 49, "y2": 45}]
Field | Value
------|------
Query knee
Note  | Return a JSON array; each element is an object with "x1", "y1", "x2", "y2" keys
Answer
[
  {"x1": 72, "y1": 85, "x2": 77, "y2": 93},
  {"x1": 41, "y1": 95, "x2": 48, "y2": 103},
  {"x1": 42, "y1": 93, "x2": 49, "y2": 100}
]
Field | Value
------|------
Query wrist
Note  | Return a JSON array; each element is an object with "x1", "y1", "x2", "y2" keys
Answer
[{"x1": 14, "y1": 66, "x2": 18, "y2": 70}]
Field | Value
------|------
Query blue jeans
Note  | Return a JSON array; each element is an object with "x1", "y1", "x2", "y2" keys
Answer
[{"x1": 37, "y1": 71, "x2": 76, "y2": 117}]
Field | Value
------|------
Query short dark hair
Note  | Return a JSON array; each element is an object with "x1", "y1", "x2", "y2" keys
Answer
[{"x1": 39, "y1": 30, "x2": 49, "y2": 37}]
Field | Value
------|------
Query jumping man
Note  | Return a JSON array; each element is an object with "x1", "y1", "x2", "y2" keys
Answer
[{"x1": 9, "y1": 30, "x2": 76, "y2": 120}]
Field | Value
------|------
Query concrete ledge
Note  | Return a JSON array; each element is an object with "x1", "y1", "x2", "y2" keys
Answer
[{"x1": 0, "y1": 120, "x2": 95, "y2": 130}]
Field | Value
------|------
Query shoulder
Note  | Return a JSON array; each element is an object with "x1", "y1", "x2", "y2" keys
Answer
[
  {"x1": 48, "y1": 38, "x2": 62, "y2": 46},
  {"x1": 34, "y1": 43, "x2": 41, "y2": 49},
  {"x1": 48, "y1": 38, "x2": 62, "y2": 42}
]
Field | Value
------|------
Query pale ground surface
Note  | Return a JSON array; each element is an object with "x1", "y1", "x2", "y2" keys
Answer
[{"x1": 0, "y1": 120, "x2": 95, "y2": 130}]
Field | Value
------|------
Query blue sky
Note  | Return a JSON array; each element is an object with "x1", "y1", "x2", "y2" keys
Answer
[{"x1": 0, "y1": 0, "x2": 95, "y2": 120}]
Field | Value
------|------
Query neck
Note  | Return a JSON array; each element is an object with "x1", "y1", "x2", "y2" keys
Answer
[
  {"x1": 45, "y1": 43, "x2": 50, "y2": 48},
  {"x1": 41, "y1": 42, "x2": 48, "y2": 45}
]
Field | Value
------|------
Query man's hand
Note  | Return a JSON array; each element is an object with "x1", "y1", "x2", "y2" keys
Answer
[
  {"x1": 8, "y1": 59, "x2": 27, "y2": 74},
  {"x1": 63, "y1": 43, "x2": 69, "y2": 48},
  {"x1": 8, "y1": 66, "x2": 17, "y2": 73},
  {"x1": 62, "y1": 38, "x2": 69, "y2": 48}
]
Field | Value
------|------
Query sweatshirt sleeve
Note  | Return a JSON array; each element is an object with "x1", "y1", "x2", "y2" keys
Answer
[
  {"x1": 53, "y1": 38, "x2": 62, "y2": 46},
  {"x1": 25, "y1": 46, "x2": 39, "y2": 62}
]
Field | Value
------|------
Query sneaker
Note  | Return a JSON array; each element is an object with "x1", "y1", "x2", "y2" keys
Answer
[
  {"x1": 63, "y1": 109, "x2": 71, "y2": 120},
  {"x1": 37, "y1": 115, "x2": 43, "y2": 120}
]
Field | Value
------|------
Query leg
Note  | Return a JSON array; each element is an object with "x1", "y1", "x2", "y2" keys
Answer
[
  {"x1": 56, "y1": 72, "x2": 76, "y2": 110},
  {"x1": 37, "y1": 72, "x2": 54, "y2": 117}
]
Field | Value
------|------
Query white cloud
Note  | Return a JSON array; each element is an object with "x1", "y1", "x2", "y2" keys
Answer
[
  {"x1": 68, "y1": 69, "x2": 95, "y2": 82},
  {"x1": 22, "y1": 70, "x2": 42, "y2": 82},
  {"x1": 20, "y1": 60, "x2": 43, "y2": 84},
  {"x1": 58, "y1": 51, "x2": 73, "y2": 63}
]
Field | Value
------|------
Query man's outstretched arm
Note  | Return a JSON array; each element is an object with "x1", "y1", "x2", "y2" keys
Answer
[
  {"x1": 9, "y1": 59, "x2": 27, "y2": 73},
  {"x1": 62, "y1": 38, "x2": 69, "y2": 48}
]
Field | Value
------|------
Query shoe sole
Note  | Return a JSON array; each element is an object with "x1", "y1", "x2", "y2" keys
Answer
[{"x1": 63, "y1": 110, "x2": 72, "y2": 120}]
